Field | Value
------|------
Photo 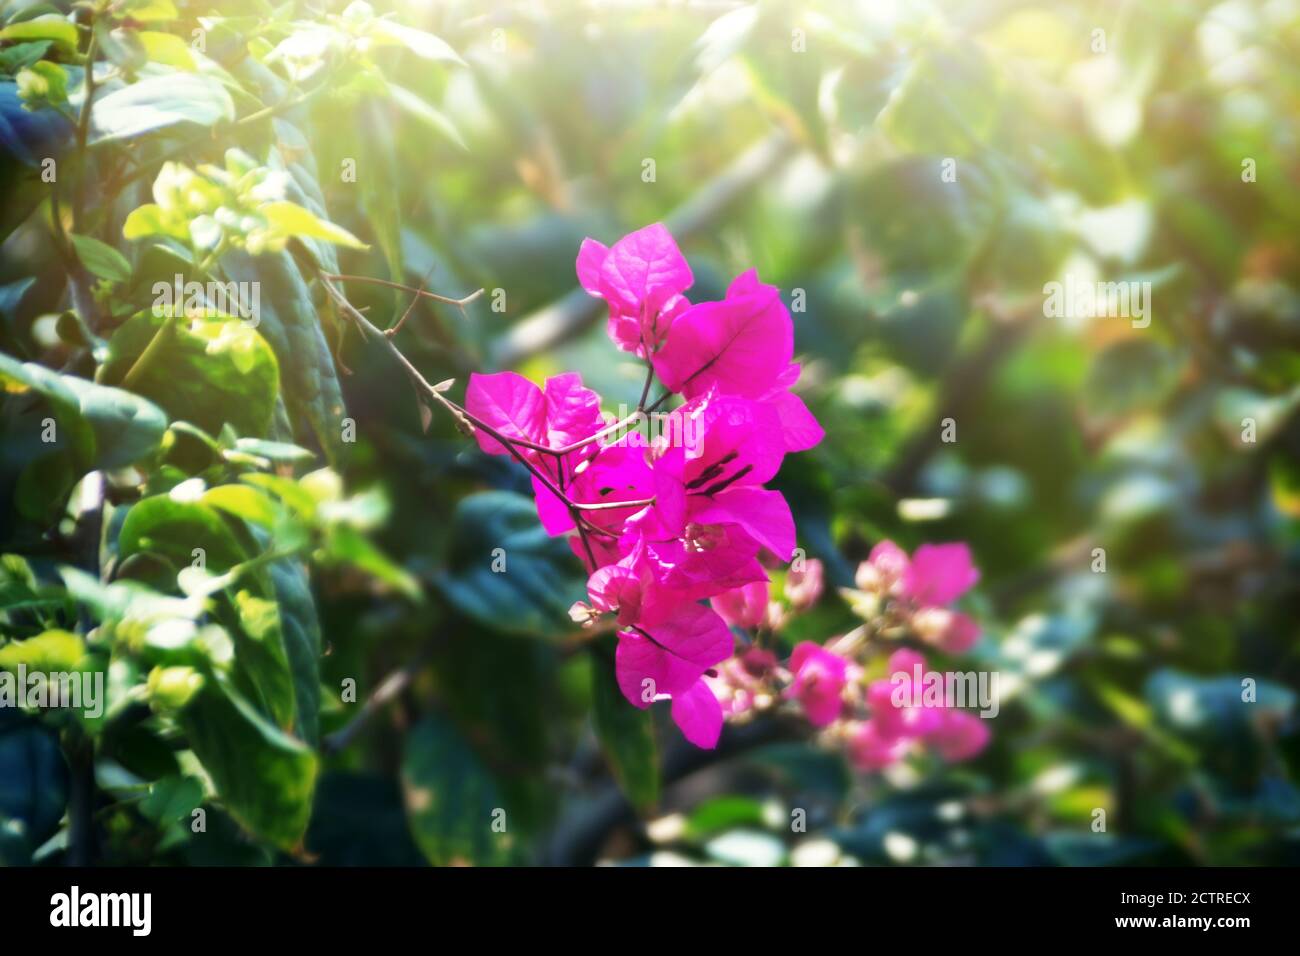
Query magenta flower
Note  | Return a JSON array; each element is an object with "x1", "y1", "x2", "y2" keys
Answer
[
  {"x1": 652, "y1": 269, "x2": 792, "y2": 400},
  {"x1": 711, "y1": 580, "x2": 769, "y2": 630},
  {"x1": 847, "y1": 720, "x2": 908, "y2": 770},
  {"x1": 670, "y1": 678, "x2": 725, "y2": 748},
  {"x1": 913, "y1": 607, "x2": 981, "y2": 653},
  {"x1": 925, "y1": 709, "x2": 991, "y2": 762},
  {"x1": 784, "y1": 557, "x2": 824, "y2": 610},
  {"x1": 858, "y1": 539, "x2": 911, "y2": 592},
  {"x1": 787, "y1": 641, "x2": 850, "y2": 727},
  {"x1": 902, "y1": 543, "x2": 980, "y2": 607},
  {"x1": 464, "y1": 225, "x2": 830, "y2": 751},
  {"x1": 576, "y1": 223, "x2": 693, "y2": 355},
  {"x1": 614, "y1": 602, "x2": 733, "y2": 749}
]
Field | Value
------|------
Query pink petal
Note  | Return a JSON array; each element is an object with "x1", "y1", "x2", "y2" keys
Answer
[
  {"x1": 940, "y1": 611, "x2": 980, "y2": 653},
  {"x1": 689, "y1": 486, "x2": 796, "y2": 562},
  {"x1": 614, "y1": 603, "x2": 733, "y2": 707},
  {"x1": 465, "y1": 371, "x2": 546, "y2": 456},
  {"x1": 787, "y1": 641, "x2": 849, "y2": 727},
  {"x1": 770, "y1": 389, "x2": 824, "y2": 452},
  {"x1": 710, "y1": 580, "x2": 769, "y2": 629},
  {"x1": 903, "y1": 543, "x2": 979, "y2": 606},
  {"x1": 681, "y1": 391, "x2": 785, "y2": 487},
  {"x1": 543, "y1": 372, "x2": 604, "y2": 450},
  {"x1": 575, "y1": 238, "x2": 610, "y2": 295},
  {"x1": 784, "y1": 558, "x2": 824, "y2": 609},
  {"x1": 531, "y1": 472, "x2": 574, "y2": 535},
  {"x1": 600, "y1": 224, "x2": 693, "y2": 319},
  {"x1": 671, "y1": 678, "x2": 724, "y2": 749},
  {"x1": 635, "y1": 527, "x2": 768, "y2": 608},
  {"x1": 652, "y1": 269, "x2": 792, "y2": 399},
  {"x1": 926, "y1": 710, "x2": 991, "y2": 761},
  {"x1": 869, "y1": 540, "x2": 910, "y2": 578},
  {"x1": 848, "y1": 720, "x2": 908, "y2": 770}
]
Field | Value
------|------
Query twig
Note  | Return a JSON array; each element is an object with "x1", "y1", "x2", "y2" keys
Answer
[
  {"x1": 323, "y1": 273, "x2": 485, "y2": 310},
  {"x1": 321, "y1": 654, "x2": 428, "y2": 755}
]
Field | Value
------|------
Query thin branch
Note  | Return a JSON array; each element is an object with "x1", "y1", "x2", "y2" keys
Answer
[
  {"x1": 323, "y1": 273, "x2": 485, "y2": 309},
  {"x1": 321, "y1": 653, "x2": 429, "y2": 755},
  {"x1": 572, "y1": 497, "x2": 654, "y2": 512}
]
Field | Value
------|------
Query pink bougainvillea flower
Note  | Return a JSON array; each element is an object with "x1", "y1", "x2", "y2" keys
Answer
[
  {"x1": 577, "y1": 223, "x2": 694, "y2": 355},
  {"x1": 532, "y1": 440, "x2": 655, "y2": 538},
  {"x1": 857, "y1": 539, "x2": 910, "y2": 592},
  {"x1": 847, "y1": 720, "x2": 908, "y2": 771},
  {"x1": 867, "y1": 648, "x2": 945, "y2": 740},
  {"x1": 761, "y1": 363, "x2": 825, "y2": 453},
  {"x1": 925, "y1": 709, "x2": 991, "y2": 761},
  {"x1": 902, "y1": 543, "x2": 979, "y2": 607},
  {"x1": 784, "y1": 557, "x2": 824, "y2": 610},
  {"x1": 614, "y1": 602, "x2": 732, "y2": 708},
  {"x1": 912, "y1": 607, "x2": 981, "y2": 653},
  {"x1": 466, "y1": 369, "x2": 606, "y2": 475},
  {"x1": 542, "y1": 372, "x2": 605, "y2": 452},
  {"x1": 465, "y1": 370, "x2": 546, "y2": 456},
  {"x1": 652, "y1": 269, "x2": 793, "y2": 400},
  {"x1": 586, "y1": 553, "x2": 648, "y2": 627},
  {"x1": 670, "y1": 677, "x2": 725, "y2": 748},
  {"x1": 632, "y1": 519, "x2": 769, "y2": 608},
  {"x1": 710, "y1": 580, "x2": 769, "y2": 630},
  {"x1": 787, "y1": 641, "x2": 849, "y2": 727},
  {"x1": 686, "y1": 487, "x2": 796, "y2": 563},
  {"x1": 707, "y1": 648, "x2": 778, "y2": 719},
  {"x1": 676, "y1": 389, "x2": 787, "y2": 488}
]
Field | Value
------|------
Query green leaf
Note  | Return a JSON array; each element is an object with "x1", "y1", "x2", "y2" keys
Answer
[
  {"x1": 260, "y1": 201, "x2": 368, "y2": 250},
  {"x1": 134, "y1": 31, "x2": 195, "y2": 70},
  {"x1": 118, "y1": 494, "x2": 301, "y2": 732},
  {"x1": 139, "y1": 774, "x2": 204, "y2": 824},
  {"x1": 203, "y1": 484, "x2": 281, "y2": 529},
  {"x1": 220, "y1": 249, "x2": 346, "y2": 465},
  {"x1": 590, "y1": 645, "x2": 659, "y2": 813},
  {"x1": 231, "y1": 437, "x2": 315, "y2": 463},
  {"x1": 402, "y1": 715, "x2": 512, "y2": 866},
  {"x1": 119, "y1": 494, "x2": 250, "y2": 573},
  {"x1": 268, "y1": 559, "x2": 320, "y2": 747},
  {"x1": 434, "y1": 491, "x2": 585, "y2": 637},
  {"x1": 102, "y1": 312, "x2": 279, "y2": 440},
  {"x1": 89, "y1": 72, "x2": 235, "y2": 144},
  {"x1": 877, "y1": 43, "x2": 1001, "y2": 157},
  {"x1": 181, "y1": 677, "x2": 316, "y2": 851},
  {"x1": 0, "y1": 15, "x2": 77, "y2": 53},
  {"x1": 0, "y1": 40, "x2": 52, "y2": 73},
  {"x1": 0, "y1": 356, "x2": 166, "y2": 522},
  {"x1": 120, "y1": 0, "x2": 179, "y2": 23},
  {"x1": 370, "y1": 19, "x2": 464, "y2": 65},
  {"x1": 322, "y1": 525, "x2": 420, "y2": 599},
  {"x1": 0, "y1": 629, "x2": 85, "y2": 671},
  {"x1": 70, "y1": 233, "x2": 132, "y2": 284},
  {"x1": 122, "y1": 204, "x2": 182, "y2": 242},
  {"x1": 387, "y1": 82, "x2": 466, "y2": 150}
]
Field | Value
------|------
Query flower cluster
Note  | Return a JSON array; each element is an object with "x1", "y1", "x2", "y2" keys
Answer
[
  {"x1": 460, "y1": 225, "x2": 991, "y2": 765},
  {"x1": 464, "y1": 224, "x2": 822, "y2": 748},
  {"x1": 705, "y1": 541, "x2": 992, "y2": 770}
]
